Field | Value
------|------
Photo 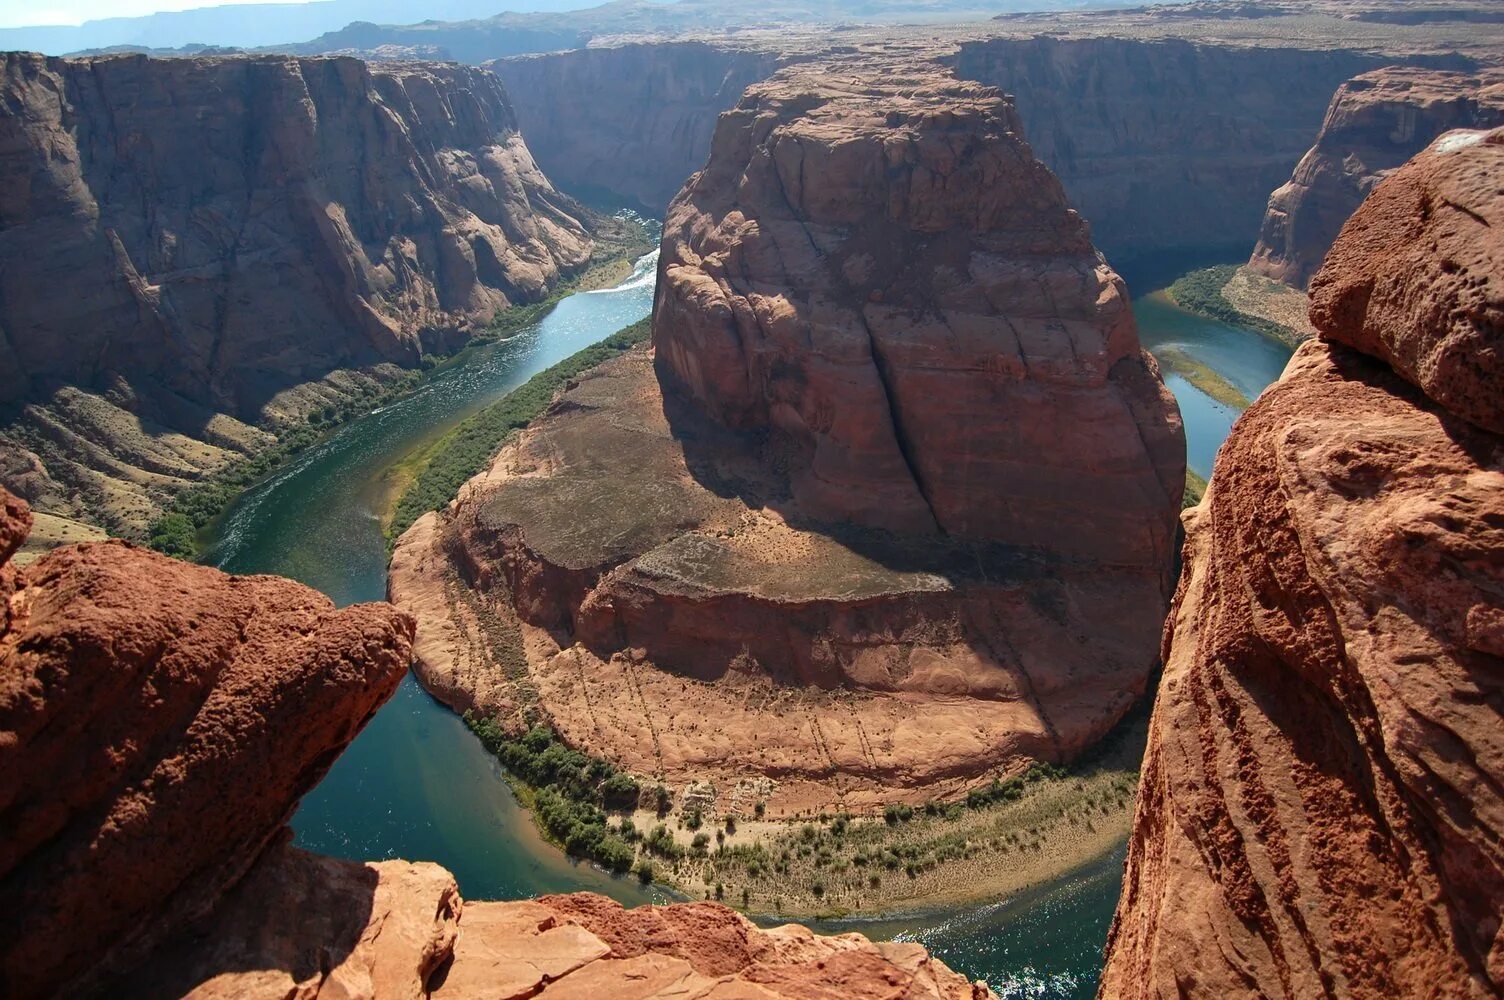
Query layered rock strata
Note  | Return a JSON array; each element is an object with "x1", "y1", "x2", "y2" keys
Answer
[
  {"x1": 391, "y1": 61, "x2": 1183, "y2": 812},
  {"x1": 0, "y1": 53, "x2": 592, "y2": 534},
  {"x1": 493, "y1": 42, "x2": 787, "y2": 213},
  {"x1": 0, "y1": 488, "x2": 416, "y2": 998},
  {"x1": 0, "y1": 484, "x2": 988, "y2": 999},
  {"x1": 1248, "y1": 66, "x2": 1504, "y2": 288},
  {"x1": 1101, "y1": 128, "x2": 1504, "y2": 998}
]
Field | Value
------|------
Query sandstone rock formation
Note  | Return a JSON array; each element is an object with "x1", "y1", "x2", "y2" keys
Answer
[
  {"x1": 0, "y1": 52, "x2": 592, "y2": 535},
  {"x1": 1101, "y1": 128, "x2": 1504, "y2": 998},
  {"x1": 1309, "y1": 125, "x2": 1504, "y2": 435},
  {"x1": 1248, "y1": 66, "x2": 1504, "y2": 288},
  {"x1": 654, "y1": 60, "x2": 1184, "y2": 556},
  {"x1": 0, "y1": 487, "x2": 416, "y2": 998},
  {"x1": 391, "y1": 60, "x2": 1183, "y2": 813},
  {"x1": 144, "y1": 854, "x2": 988, "y2": 999}
]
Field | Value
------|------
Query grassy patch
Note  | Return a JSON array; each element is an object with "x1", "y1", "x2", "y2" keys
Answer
[
  {"x1": 467, "y1": 716, "x2": 643, "y2": 874},
  {"x1": 1168, "y1": 265, "x2": 1302, "y2": 348},
  {"x1": 145, "y1": 368, "x2": 427, "y2": 559},
  {"x1": 386, "y1": 317, "x2": 651, "y2": 546},
  {"x1": 1152, "y1": 345, "x2": 1250, "y2": 410},
  {"x1": 1183, "y1": 468, "x2": 1208, "y2": 509}
]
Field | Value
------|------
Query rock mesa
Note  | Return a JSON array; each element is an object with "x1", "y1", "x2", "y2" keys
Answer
[
  {"x1": 391, "y1": 59, "x2": 1183, "y2": 813},
  {"x1": 1101, "y1": 128, "x2": 1504, "y2": 998}
]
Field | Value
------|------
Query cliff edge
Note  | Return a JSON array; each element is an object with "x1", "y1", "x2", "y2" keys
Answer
[{"x1": 1101, "y1": 127, "x2": 1504, "y2": 998}]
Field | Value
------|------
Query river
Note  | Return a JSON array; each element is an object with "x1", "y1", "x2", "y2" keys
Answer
[{"x1": 203, "y1": 258, "x2": 1291, "y2": 997}]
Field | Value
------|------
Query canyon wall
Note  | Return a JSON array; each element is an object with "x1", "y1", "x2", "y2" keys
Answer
[
  {"x1": 0, "y1": 52, "x2": 591, "y2": 535},
  {"x1": 493, "y1": 36, "x2": 1390, "y2": 265},
  {"x1": 391, "y1": 57, "x2": 1183, "y2": 813},
  {"x1": 0, "y1": 485, "x2": 989, "y2": 999},
  {"x1": 1248, "y1": 66, "x2": 1504, "y2": 288},
  {"x1": 492, "y1": 42, "x2": 787, "y2": 213},
  {"x1": 1100, "y1": 128, "x2": 1503, "y2": 998},
  {"x1": 952, "y1": 36, "x2": 1385, "y2": 265}
]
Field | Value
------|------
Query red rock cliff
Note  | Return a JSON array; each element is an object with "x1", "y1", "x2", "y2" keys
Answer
[
  {"x1": 1100, "y1": 127, "x2": 1504, "y2": 998},
  {"x1": 655, "y1": 59, "x2": 1184, "y2": 561},
  {"x1": 0, "y1": 488, "x2": 416, "y2": 998},
  {"x1": 0, "y1": 53, "x2": 591, "y2": 420},
  {"x1": 1248, "y1": 66, "x2": 1504, "y2": 288}
]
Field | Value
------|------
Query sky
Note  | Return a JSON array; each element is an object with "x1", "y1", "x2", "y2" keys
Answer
[{"x1": 0, "y1": 0, "x2": 318, "y2": 28}]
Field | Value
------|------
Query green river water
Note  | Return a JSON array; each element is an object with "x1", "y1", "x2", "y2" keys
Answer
[{"x1": 204, "y1": 253, "x2": 1291, "y2": 998}]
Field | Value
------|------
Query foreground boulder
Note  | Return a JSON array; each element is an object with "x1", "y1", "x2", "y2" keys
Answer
[
  {"x1": 391, "y1": 58, "x2": 1183, "y2": 813},
  {"x1": 1101, "y1": 128, "x2": 1503, "y2": 997},
  {"x1": 0, "y1": 489, "x2": 416, "y2": 998}
]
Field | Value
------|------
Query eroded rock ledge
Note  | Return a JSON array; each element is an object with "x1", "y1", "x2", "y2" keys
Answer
[
  {"x1": 1101, "y1": 128, "x2": 1504, "y2": 998},
  {"x1": 391, "y1": 57, "x2": 1183, "y2": 813}
]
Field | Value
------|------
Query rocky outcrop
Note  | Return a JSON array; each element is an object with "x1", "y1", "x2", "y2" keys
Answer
[
  {"x1": 1248, "y1": 66, "x2": 1504, "y2": 288},
  {"x1": 144, "y1": 858, "x2": 989, "y2": 999},
  {"x1": 0, "y1": 487, "x2": 415, "y2": 998},
  {"x1": 655, "y1": 60, "x2": 1183, "y2": 555},
  {"x1": 1309, "y1": 125, "x2": 1504, "y2": 434},
  {"x1": 1101, "y1": 128, "x2": 1503, "y2": 998},
  {"x1": 391, "y1": 59, "x2": 1183, "y2": 813},
  {"x1": 0, "y1": 52, "x2": 592, "y2": 534},
  {"x1": 493, "y1": 42, "x2": 786, "y2": 212}
]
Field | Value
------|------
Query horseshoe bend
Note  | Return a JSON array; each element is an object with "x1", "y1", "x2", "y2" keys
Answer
[{"x1": 388, "y1": 58, "x2": 1186, "y2": 815}]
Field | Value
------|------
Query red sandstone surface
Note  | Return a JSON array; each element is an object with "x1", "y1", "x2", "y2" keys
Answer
[
  {"x1": 1101, "y1": 128, "x2": 1504, "y2": 998},
  {"x1": 0, "y1": 488, "x2": 415, "y2": 998},
  {"x1": 0, "y1": 484, "x2": 988, "y2": 997}
]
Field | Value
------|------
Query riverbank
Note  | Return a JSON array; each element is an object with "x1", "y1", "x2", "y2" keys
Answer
[
  {"x1": 1166, "y1": 264, "x2": 1312, "y2": 347},
  {"x1": 147, "y1": 216, "x2": 656, "y2": 562},
  {"x1": 455, "y1": 688, "x2": 1145, "y2": 921}
]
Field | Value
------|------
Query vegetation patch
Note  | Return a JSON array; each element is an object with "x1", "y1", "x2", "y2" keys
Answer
[
  {"x1": 386, "y1": 317, "x2": 651, "y2": 545},
  {"x1": 1152, "y1": 345, "x2": 1250, "y2": 410},
  {"x1": 467, "y1": 716, "x2": 642, "y2": 874},
  {"x1": 1167, "y1": 265, "x2": 1303, "y2": 347},
  {"x1": 1183, "y1": 468, "x2": 1209, "y2": 509},
  {"x1": 146, "y1": 369, "x2": 425, "y2": 559}
]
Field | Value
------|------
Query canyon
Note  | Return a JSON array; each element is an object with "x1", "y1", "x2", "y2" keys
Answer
[
  {"x1": 389, "y1": 55, "x2": 1184, "y2": 814},
  {"x1": 0, "y1": 486, "x2": 988, "y2": 998},
  {"x1": 0, "y1": 53, "x2": 593, "y2": 536},
  {"x1": 1101, "y1": 127, "x2": 1504, "y2": 997}
]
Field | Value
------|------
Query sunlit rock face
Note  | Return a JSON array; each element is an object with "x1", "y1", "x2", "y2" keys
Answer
[{"x1": 1102, "y1": 128, "x2": 1504, "y2": 1000}]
